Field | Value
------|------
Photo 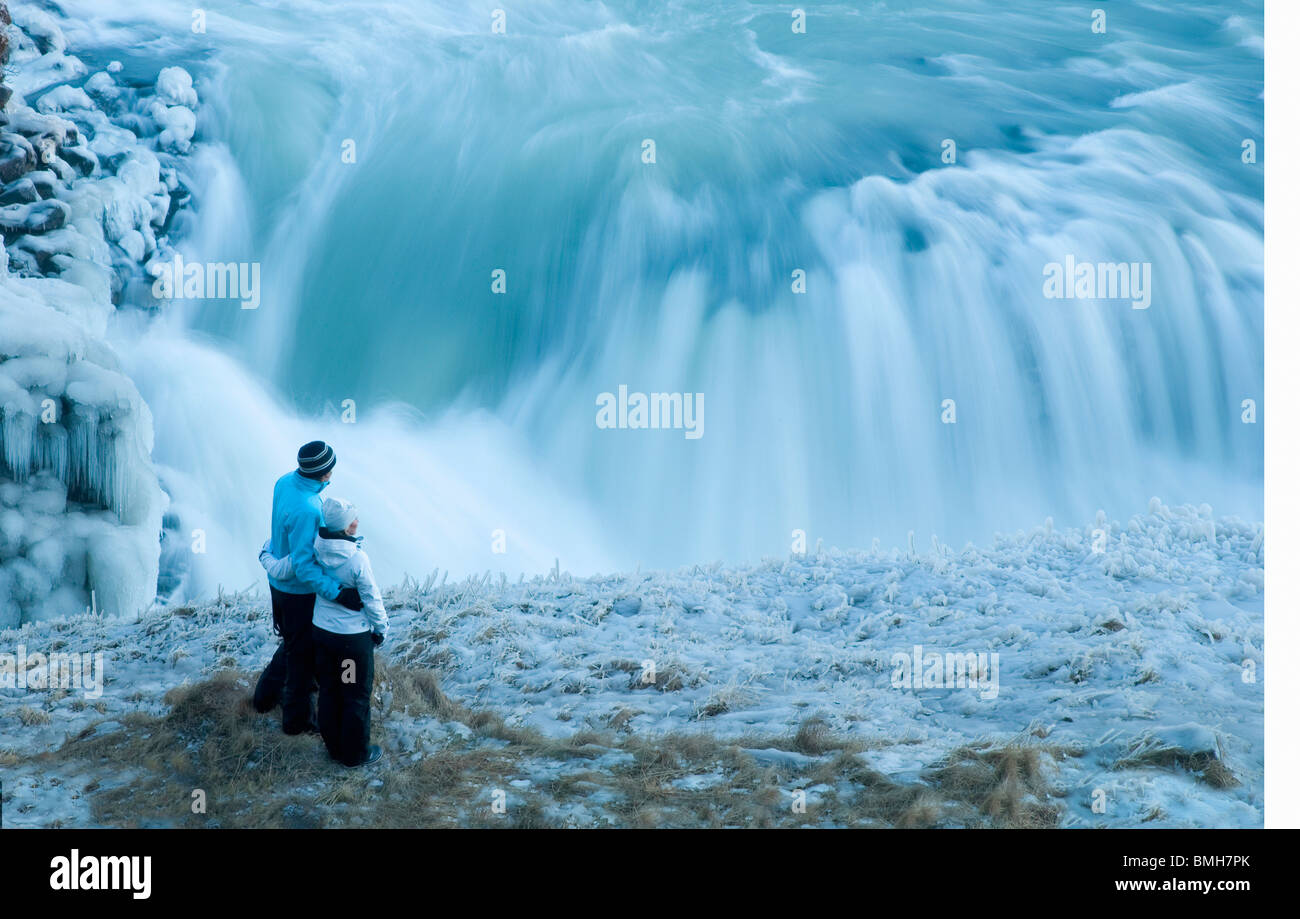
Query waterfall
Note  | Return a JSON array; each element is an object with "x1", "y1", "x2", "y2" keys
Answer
[{"x1": 47, "y1": 0, "x2": 1262, "y2": 595}]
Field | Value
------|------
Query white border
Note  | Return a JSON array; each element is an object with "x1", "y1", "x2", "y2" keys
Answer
[{"x1": 1265, "y1": 0, "x2": 1298, "y2": 829}]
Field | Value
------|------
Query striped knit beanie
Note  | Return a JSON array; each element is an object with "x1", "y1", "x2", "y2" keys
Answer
[{"x1": 297, "y1": 440, "x2": 336, "y2": 478}]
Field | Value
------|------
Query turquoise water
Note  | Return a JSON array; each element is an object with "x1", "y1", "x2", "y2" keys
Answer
[{"x1": 63, "y1": 1, "x2": 1263, "y2": 590}]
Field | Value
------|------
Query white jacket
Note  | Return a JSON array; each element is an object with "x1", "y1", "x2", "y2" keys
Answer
[{"x1": 260, "y1": 535, "x2": 387, "y2": 636}]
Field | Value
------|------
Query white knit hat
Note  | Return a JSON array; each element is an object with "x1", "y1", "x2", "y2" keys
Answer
[{"x1": 321, "y1": 496, "x2": 358, "y2": 532}]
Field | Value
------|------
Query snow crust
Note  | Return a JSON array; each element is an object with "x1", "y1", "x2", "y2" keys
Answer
[{"x1": 0, "y1": 501, "x2": 1264, "y2": 827}]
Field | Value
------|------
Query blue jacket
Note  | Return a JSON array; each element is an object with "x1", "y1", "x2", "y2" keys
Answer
[{"x1": 267, "y1": 470, "x2": 340, "y2": 598}]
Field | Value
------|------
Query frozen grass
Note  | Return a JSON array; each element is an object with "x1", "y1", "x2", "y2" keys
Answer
[
  {"x1": 1116, "y1": 742, "x2": 1239, "y2": 790},
  {"x1": 0, "y1": 500, "x2": 1264, "y2": 827},
  {"x1": 40, "y1": 670, "x2": 1069, "y2": 829}
]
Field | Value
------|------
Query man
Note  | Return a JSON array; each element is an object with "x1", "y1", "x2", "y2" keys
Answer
[{"x1": 253, "y1": 441, "x2": 363, "y2": 734}]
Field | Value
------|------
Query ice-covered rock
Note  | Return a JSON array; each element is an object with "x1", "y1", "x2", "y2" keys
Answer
[
  {"x1": 0, "y1": 198, "x2": 69, "y2": 235},
  {"x1": 83, "y1": 71, "x2": 119, "y2": 104},
  {"x1": 8, "y1": 7, "x2": 68, "y2": 56},
  {"x1": 4, "y1": 109, "x2": 79, "y2": 149},
  {"x1": 149, "y1": 102, "x2": 196, "y2": 153},
  {"x1": 0, "y1": 507, "x2": 23, "y2": 555},
  {"x1": 116, "y1": 152, "x2": 163, "y2": 198},
  {"x1": 60, "y1": 144, "x2": 97, "y2": 177},
  {"x1": 24, "y1": 170, "x2": 59, "y2": 200},
  {"x1": 0, "y1": 284, "x2": 163, "y2": 619},
  {"x1": 154, "y1": 67, "x2": 197, "y2": 109},
  {"x1": 36, "y1": 85, "x2": 94, "y2": 114},
  {"x1": 0, "y1": 133, "x2": 37, "y2": 183},
  {"x1": 0, "y1": 7, "x2": 196, "y2": 622},
  {"x1": 0, "y1": 177, "x2": 41, "y2": 205}
]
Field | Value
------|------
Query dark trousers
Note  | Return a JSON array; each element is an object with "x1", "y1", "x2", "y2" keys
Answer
[
  {"x1": 253, "y1": 587, "x2": 318, "y2": 734},
  {"x1": 313, "y1": 626, "x2": 374, "y2": 766}
]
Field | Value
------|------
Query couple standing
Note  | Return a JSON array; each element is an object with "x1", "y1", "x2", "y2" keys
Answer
[{"x1": 252, "y1": 441, "x2": 388, "y2": 767}]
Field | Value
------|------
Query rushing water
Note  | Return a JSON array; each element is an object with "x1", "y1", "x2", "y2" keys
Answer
[{"x1": 57, "y1": 0, "x2": 1263, "y2": 595}]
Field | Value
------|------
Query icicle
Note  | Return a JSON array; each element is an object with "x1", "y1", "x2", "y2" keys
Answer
[
  {"x1": 67, "y1": 409, "x2": 100, "y2": 504},
  {"x1": 1, "y1": 409, "x2": 36, "y2": 481},
  {"x1": 35, "y1": 421, "x2": 69, "y2": 482},
  {"x1": 104, "y1": 423, "x2": 125, "y2": 518}
]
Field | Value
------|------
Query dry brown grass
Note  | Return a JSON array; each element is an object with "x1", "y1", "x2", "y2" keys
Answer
[
  {"x1": 38, "y1": 668, "x2": 1076, "y2": 828},
  {"x1": 593, "y1": 659, "x2": 700, "y2": 693},
  {"x1": 1117, "y1": 745, "x2": 1239, "y2": 789},
  {"x1": 922, "y1": 743, "x2": 1065, "y2": 828},
  {"x1": 791, "y1": 716, "x2": 870, "y2": 756},
  {"x1": 16, "y1": 706, "x2": 51, "y2": 726},
  {"x1": 41, "y1": 669, "x2": 543, "y2": 828}
]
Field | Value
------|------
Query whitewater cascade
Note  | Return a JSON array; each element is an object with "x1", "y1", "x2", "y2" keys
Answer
[{"x1": 7, "y1": 0, "x2": 1268, "y2": 607}]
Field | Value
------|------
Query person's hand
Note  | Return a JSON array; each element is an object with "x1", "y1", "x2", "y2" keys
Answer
[
  {"x1": 335, "y1": 586, "x2": 363, "y2": 611},
  {"x1": 371, "y1": 631, "x2": 384, "y2": 648}
]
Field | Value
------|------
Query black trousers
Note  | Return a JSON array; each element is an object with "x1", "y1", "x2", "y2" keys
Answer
[
  {"x1": 253, "y1": 587, "x2": 318, "y2": 734},
  {"x1": 312, "y1": 626, "x2": 374, "y2": 767}
]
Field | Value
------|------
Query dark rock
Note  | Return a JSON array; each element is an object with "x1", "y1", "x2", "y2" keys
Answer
[
  {"x1": 0, "y1": 176, "x2": 39, "y2": 205},
  {"x1": 26, "y1": 170, "x2": 61, "y2": 199},
  {"x1": 4, "y1": 245, "x2": 40, "y2": 276},
  {"x1": 61, "y1": 145, "x2": 98, "y2": 177},
  {"x1": 9, "y1": 229, "x2": 78, "y2": 275},
  {"x1": 0, "y1": 132, "x2": 36, "y2": 183},
  {"x1": 100, "y1": 150, "x2": 131, "y2": 173},
  {"x1": 0, "y1": 198, "x2": 70, "y2": 237},
  {"x1": 46, "y1": 157, "x2": 75, "y2": 184},
  {"x1": 7, "y1": 115, "x2": 77, "y2": 147}
]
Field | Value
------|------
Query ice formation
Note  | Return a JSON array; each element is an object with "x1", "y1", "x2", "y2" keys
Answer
[{"x1": 0, "y1": 5, "x2": 197, "y2": 623}]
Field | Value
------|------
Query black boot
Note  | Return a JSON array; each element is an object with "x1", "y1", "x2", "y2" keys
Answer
[{"x1": 345, "y1": 745, "x2": 382, "y2": 768}]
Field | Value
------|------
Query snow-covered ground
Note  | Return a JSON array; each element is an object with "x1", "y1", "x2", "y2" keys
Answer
[{"x1": 0, "y1": 499, "x2": 1263, "y2": 827}]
